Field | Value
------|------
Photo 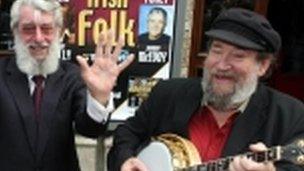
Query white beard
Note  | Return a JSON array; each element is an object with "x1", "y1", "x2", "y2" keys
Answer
[
  {"x1": 202, "y1": 68, "x2": 258, "y2": 111},
  {"x1": 14, "y1": 34, "x2": 60, "y2": 76}
]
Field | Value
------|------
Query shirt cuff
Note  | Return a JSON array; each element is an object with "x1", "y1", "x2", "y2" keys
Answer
[{"x1": 87, "y1": 91, "x2": 114, "y2": 123}]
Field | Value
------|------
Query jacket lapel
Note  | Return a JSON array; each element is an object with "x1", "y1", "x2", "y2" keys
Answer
[
  {"x1": 36, "y1": 66, "x2": 65, "y2": 162},
  {"x1": 173, "y1": 79, "x2": 203, "y2": 137},
  {"x1": 5, "y1": 58, "x2": 37, "y2": 157},
  {"x1": 222, "y1": 85, "x2": 268, "y2": 156}
]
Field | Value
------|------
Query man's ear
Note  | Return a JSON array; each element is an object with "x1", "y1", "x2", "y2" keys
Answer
[{"x1": 257, "y1": 57, "x2": 272, "y2": 77}]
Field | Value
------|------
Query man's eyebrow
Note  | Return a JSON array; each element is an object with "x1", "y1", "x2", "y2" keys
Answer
[
  {"x1": 234, "y1": 45, "x2": 248, "y2": 51},
  {"x1": 212, "y1": 42, "x2": 223, "y2": 48},
  {"x1": 19, "y1": 20, "x2": 34, "y2": 25}
]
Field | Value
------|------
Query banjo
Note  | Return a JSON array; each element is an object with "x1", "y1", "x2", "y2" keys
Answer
[{"x1": 137, "y1": 134, "x2": 304, "y2": 171}]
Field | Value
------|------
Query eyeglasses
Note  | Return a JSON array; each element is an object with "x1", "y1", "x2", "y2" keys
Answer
[{"x1": 19, "y1": 24, "x2": 56, "y2": 36}]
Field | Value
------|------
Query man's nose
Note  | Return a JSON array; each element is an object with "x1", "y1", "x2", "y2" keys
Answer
[
  {"x1": 34, "y1": 27, "x2": 44, "y2": 42},
  {"x1": 215, "y1": 54, "x2": 232, "y2": 70}
]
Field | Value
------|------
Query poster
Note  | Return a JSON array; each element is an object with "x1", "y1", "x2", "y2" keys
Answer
[{"x1": 63, "y1": 0, "x2": 176, "y2": 121}]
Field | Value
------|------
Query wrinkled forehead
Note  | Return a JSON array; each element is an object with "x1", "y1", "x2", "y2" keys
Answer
[
  {"x1": 18, "y1": 5, "x2": 55, "y2": 26},
  {"x1": 149, "y1": 11, "x2": 165, "y2": 20}
]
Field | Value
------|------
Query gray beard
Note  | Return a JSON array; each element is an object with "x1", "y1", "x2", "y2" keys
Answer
[
  {"x1": 14, "y1": 34, "x2": 60, "y2": 76},
  {"x1": 202, "y1": 68, "x2": 258, "y2": 112}
]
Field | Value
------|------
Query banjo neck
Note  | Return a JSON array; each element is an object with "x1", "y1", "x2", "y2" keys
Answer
[
  {"x1": 138, "y1": 134, "x2": 304, "y2": 171},
  {"x1": 180, "y1": 146, "x2": 282, "y2": 171}
]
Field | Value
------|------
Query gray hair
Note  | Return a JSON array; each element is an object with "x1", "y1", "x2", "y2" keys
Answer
[{"x1": 10, "y1": 0, "x2": 63, "y2": 30}]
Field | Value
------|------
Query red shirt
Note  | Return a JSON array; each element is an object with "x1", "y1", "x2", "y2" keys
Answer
[{"x1": 188, "y1": 107, "x2": 238, "y2": 161}]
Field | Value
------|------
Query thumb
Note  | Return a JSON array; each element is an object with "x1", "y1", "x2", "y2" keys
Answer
[
  {"x1": 249, "y1": 142, "x2": 268, "y2": 152},
  {"x1": 76, "y1": 55, "x2": 90, "y2": 73},
  {"x1": 131, "y1": 158, "x2": 149, "y2": 171}
]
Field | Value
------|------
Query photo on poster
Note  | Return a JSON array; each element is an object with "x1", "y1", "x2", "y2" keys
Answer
[
  {"x1": 127, "y1": 76, "x2": 160, "y2": 108},
  {"x1": 137, "y1": 5, "x2": 174, "y2": 66},
  {"x1": 138, "y1": 5, "x2": 174, "y2": 46}
]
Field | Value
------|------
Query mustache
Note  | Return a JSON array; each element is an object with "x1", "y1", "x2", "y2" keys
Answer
[
  {"x1": 210, "y1": 70, "x2": 237, "y2": 81},
  {"x1": 26, "y1": 42, "x2": 50, "y2": 49}
]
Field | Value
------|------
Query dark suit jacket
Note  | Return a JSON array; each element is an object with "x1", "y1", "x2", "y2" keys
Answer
[
  {"x1": 108, "y1": 78, "x2": 304, "y2": 171},
  {"x1": 0, "y1": 57, "x2": 107, "y2": 171}
]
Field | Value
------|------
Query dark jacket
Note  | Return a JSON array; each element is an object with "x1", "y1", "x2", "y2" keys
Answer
[
  {"x1": 108, "y1": 78, "x2": 304, "y2": 171},
  {"x1": 0, "y1": 57, "x2": 107, "y2": 171}
]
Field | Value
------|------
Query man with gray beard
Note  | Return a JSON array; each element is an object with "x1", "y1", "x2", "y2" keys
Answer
[
  {"x1": 108, "y1": 8, "x2": 304, "y2": 171},
  {"x1": 0, "y1": 0, "x2": 134, "y2": 170}
]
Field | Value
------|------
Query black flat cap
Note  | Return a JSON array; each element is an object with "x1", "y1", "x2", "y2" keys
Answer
[{"x1": 206, "y1": 8, "x2": 281, "y2": 53}]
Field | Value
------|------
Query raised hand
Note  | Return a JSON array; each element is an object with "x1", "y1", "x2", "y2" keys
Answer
[{"x1": 77, "y1": 31, "x2": 134, "y2": 105}]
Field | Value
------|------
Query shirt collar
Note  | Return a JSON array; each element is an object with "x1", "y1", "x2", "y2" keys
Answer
[
  {"x1": 201, "y1": 93, "x2": 251, "y2": 114},
  {"x1": 237, "y1": 98, "x2": 250, "y2": 113},
  {"x1": 28, "y1": 74, "x2": 47, "y2": 80}
]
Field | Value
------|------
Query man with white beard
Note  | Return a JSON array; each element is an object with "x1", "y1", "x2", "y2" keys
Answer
[
  {"x1": 108, "y1": 8, "x2": 304, "y2": 171},
  {"x1": 0, "y1": 0, "x2": 134, "y2": 170}
]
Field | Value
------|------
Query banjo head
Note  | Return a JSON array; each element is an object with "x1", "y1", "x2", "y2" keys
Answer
[
  {"x1": 137, "y1": 134, "x2": 201, "y2": 171},
  {"x1": 138, "y1": 141, "x2": 174, "y2": 171}
]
